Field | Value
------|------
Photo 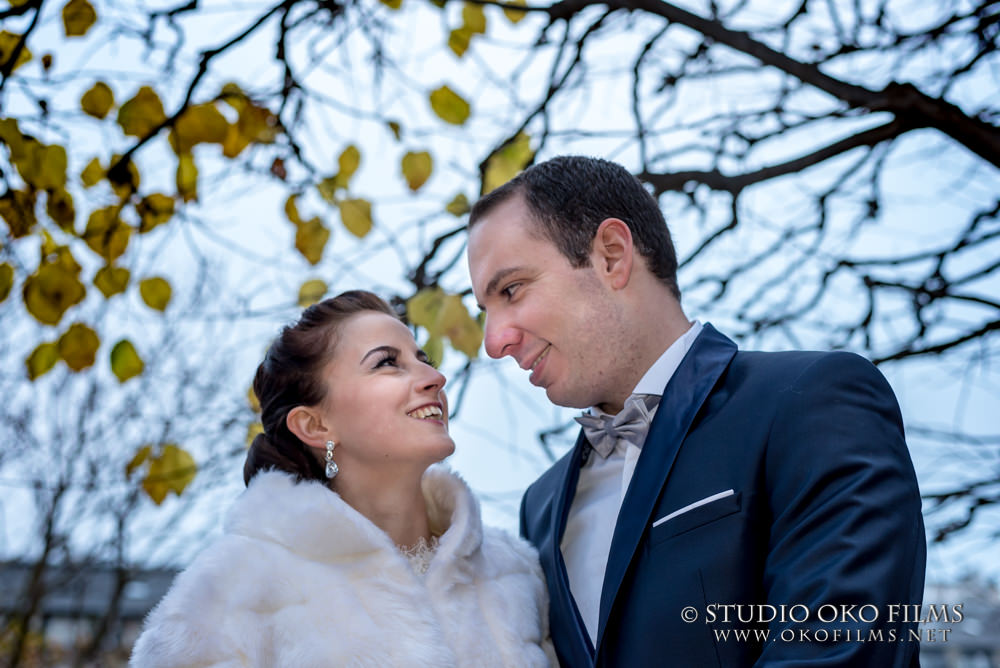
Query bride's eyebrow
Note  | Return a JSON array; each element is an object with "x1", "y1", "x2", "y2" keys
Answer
[{"x1": 360, "y1": 345, "x2": 399, "y2": 365}]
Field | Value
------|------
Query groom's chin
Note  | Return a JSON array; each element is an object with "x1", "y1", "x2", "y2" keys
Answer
[{"x1": 544, "y1": 386, "x2": 592, "y2": 411}]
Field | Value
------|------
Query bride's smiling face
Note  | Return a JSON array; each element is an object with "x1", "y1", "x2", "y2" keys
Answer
[{"x1": 316, "y1": 311, "x2": 454, "y2": 473}]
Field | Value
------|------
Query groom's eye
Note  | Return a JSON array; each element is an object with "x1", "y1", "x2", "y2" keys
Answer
[{"x1": 501, "y1": 282, "x2": 521, "y2": 299}]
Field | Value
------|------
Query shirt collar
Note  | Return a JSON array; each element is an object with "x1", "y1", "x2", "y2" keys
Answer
[{"x1": 633, "y1": 320, "x2": 702, "y2": 396}]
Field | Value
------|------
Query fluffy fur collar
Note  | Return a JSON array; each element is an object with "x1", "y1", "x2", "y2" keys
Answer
[
  {"x1": 227, "y1": 464, "x2": 482, "y2": 570},
  {"x1": 130, "y1": 465, "x2": 554, "y2": 667}
]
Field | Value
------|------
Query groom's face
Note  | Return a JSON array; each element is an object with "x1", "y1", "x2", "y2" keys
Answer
[{"x1": 468, "y1": 195, "x2": 626, "y2": 409}]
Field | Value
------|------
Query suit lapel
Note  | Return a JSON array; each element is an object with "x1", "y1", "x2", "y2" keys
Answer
[
  {"x1": 541, "y1": 432, "x2": 596, "y2": 664},
  {"x1": 595, "y1": 324, "x2": 738, "y2": 652}
]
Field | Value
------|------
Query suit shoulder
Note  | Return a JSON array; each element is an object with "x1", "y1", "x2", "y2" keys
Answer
[
  {"x1": 733, "y1": 348, "x2": 886, "y2": 389},
  {"x1": 523, "y1": 446, "x2": 576, "y2": 507}
]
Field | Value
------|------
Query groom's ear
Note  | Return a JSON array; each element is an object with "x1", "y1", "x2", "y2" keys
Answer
[{"x1": 592, "y1": 218, "x2": 634, "y2": 290}]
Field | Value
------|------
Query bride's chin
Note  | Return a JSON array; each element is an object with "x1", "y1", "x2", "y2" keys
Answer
[{"x1": 428, "y1": 437, "x2": 456, "y2": 462}]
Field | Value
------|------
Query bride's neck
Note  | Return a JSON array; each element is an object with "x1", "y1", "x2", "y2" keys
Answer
[{"x1": 335, "y1": 470, "x2": 432, "y2": 548}]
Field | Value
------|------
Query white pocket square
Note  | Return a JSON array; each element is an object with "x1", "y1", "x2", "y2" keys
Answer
[{"x1": 652, "y1": 489, "x2": 735, "y2": 527}]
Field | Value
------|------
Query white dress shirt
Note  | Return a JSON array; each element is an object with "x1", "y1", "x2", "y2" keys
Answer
[{"x1": 560, "y1": 321, "x2": 702, "y2": 645}]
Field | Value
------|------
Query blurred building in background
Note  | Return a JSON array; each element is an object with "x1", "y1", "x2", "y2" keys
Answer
[{"x1": 0, "y1": 562, "x2": 176, "y2": 667}]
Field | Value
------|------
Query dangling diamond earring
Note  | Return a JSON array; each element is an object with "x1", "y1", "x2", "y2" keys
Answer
[{"x1": 324, "y1": 440, "x2": 339, "y2": 479}]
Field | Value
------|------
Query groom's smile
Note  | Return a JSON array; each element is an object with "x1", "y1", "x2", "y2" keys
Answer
[{"x1": 526, "y1": 344, "x2": 552, "y2": 386}]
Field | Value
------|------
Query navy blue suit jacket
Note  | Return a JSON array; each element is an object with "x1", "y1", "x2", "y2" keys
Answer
[{"x1": 520, "y1": 325, "x2": 925, "y2": 667}]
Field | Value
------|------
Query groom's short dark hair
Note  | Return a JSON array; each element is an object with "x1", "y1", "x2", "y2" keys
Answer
[{"x1": 469, "y1": 155, "x2": 680, "y2": 300}]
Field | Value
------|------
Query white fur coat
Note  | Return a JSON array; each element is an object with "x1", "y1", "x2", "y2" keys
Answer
[{"x1": 130, "y1": 466, "x2": 554, "y2": 667}]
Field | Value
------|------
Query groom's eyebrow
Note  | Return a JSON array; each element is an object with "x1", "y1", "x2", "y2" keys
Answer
[{"x1": 482, "y1": 267, "x2": 524, "y2": 305}]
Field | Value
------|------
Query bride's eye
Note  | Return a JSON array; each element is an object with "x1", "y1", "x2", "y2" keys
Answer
[{"x1": 374, "y1": 353, "x2": 398, "y2": 368}]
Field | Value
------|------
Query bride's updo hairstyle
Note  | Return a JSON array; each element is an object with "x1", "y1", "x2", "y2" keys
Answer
[{"x1": 244, "y1": 290, "x2": 398, "y2": 485}]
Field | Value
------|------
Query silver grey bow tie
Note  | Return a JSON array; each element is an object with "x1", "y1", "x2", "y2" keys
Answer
[{"x1": 575, "y1": 394, "x2": 660, "y2": 458}]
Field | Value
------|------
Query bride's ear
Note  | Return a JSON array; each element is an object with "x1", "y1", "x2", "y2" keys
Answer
[{"x1": 286, "y1": 406, "x2": 333, "y2": 450}]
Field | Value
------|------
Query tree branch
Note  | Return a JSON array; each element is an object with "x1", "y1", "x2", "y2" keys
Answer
[
  {"x1": 620, "y1": 0, "x2": 1000, "y2": 167},
  {"x1": 639, "y1": 118, "x2": 907, "y2": 195}
]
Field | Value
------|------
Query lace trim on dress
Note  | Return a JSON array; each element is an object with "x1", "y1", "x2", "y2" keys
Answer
[{"x1": 398, "y1": 535, "x2": 440, "y2": 576}]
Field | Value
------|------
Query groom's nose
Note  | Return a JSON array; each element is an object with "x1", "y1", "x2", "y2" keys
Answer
[{"x1": 483, "y1": 315, "x2": 520, "y2": 359}]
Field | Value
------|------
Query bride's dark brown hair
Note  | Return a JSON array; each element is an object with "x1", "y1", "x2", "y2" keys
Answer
[{"x1": 244, "y1": 290, "x2": 397, "y2": 485}]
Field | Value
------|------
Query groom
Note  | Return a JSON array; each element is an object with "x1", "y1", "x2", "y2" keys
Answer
[{"x1": 466, "y1": 156, "x2": 925, "y2": 667}]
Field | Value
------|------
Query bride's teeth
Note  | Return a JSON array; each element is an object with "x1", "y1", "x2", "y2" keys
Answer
[{"x1": 408, "y1": 406, "x2": 442, "y2": 419}]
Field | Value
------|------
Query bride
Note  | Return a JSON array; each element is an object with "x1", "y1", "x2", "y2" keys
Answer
[{"x1": 130, "y1": 290, "x2": 554, "y2": 667}]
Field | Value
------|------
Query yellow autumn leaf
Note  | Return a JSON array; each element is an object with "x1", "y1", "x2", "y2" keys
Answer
[
  {"x1": 222, "y1": 102, "x2": 277, "y2": 158},
  {"x1": 110, "y1": 339, "x2": 144, "y2": 382},
  {"x1": 407, "y1": 287, "x2": 445, "y2": 331},
  {"x1": 338, "y1": 198, "x2": 373, "y2": 238},
  {"x1": 22, "y1": 260, "x2": 86, "y2": 325},
  {"x1": 247, "y1": 385, "x2": 261, "y2": 413},
  {"x1": 57, "y1": 322, "x2": 100, "y2": 372},
  {"x1": 429, "y1": 85, "x2": 471, "y2": 126},
  {"x1": 448, "y1": 27, "x2": 473, "y2": 58},
  {"x1": 15, "y1": 141, "x2": 68, "y2": 191},
  {"x1": 108, "y1": 157, "x2": 141, "y2": 199},
  {"x1": 93, "y1": 264, "x2": 129, "y2": 297},
  {"x1": 0, "y1": 118, "x2": 26, "y2": 160},
  {"x1": 423, "y1": 334, "x2": 444, "y2": 368},
  {"x1": 26, "y1": 342, "x2": 60, "y2": 381},
  {"x1": 40, "y1": 229, "x2": 58, "y2": 258},
  {"x1": 335, "y1": 145, "x2": 361, "y2": 190},
  {"x1": 387, "y1": 120, "x2": 402, "y2": 141},
  {"x1": 52, "y1": 245, "x2": 80, "y2": 272},
  {"x1": 125, "y1": 444, "x2": 152, "y2": 479},
  {"x1": 139, "y1": 476, "x2": 166, "y2": 504},
  {"x1": 483, "y1": 132, "x2": 534, "y2": 193},
  {"x1": 81, "y1": 81, "x2": 114, "y2": 119},
  {"x1": 284, "y1": 195, "x2": 302, "y2": 225},
  {"x1": 406, "y1": 288, "x2": 482, "y2": 358},
  {"x1": 46, "y1": 188, "x2": 75, "y2": 231},
  {"x1": 142, "y1": 443, "x2": 197, "y2": 504},
  {"x1": 298, "y1": 278, "x2": 327, "y2": 307},
  {"x1": 401, "y1": 151, "x2": 433, "y2": 192},
  {"x1": 438, "y1": 294, "x2": 483, "y2": 357},
  {"x1": 316, "y1": 177, "x2": 338, "y2": 204},
  {"x1": 221, "y1": 124, "x2": 248, "y2": 158},
  {"x1": 160, "y1": 444, "x2": 196, "y2": 495},
  {"x1": 462, "y1": 3, "x2": 487, "y2": 33},
  {"x1": 380, "y1": 0, "x2": 403, "y2": 8},
  {"x1": 0, "y1": 189, "x2": 37, "y2": 238},
  {"x1": 170, "y1": 103, "x2": 229, "y2": 154},
  {"x1": 80, "y1": 157, "x2": 103, "y2": 187},
  {"x1": 176, "y1": 153, "x2": 198, "y2": 202},
  {"x1": 139, "y1": 276, "x2": 172, "y2": 311},
  {"x1": 117, "y1": 86, "x2": 167, "y2": 138},
  {"x1": 246, "y1": 421, "x2": 264, "y2": 446},
  {"x1": 219, "y1": 82, "x2": 247, "y2": 112},
  {"x1": 0, "y1": 262, "x2": 13, "y2": 303},
  {"x1": 82, "y1": 206, "x2": 130, "y2": 261},
  {"x1": 294, "y1": 217, "x2": 330, "y2": 265},
  {"x1": 0, "y1": 31, "x2": 32, "y2": 73},
  {"x1": 62, "y1": 0, "x2": 97, "y2": 37},
  {"x1": 503, "y1": 0, "x2": 528, "y2": 23},
  {"x1": 240, "y1": 102, "x2": 278, "y2": 143},
  {"x1": 446, "y1": 193, "x2": 470, "y2": 217},
  {"x1": 136, "y1": 193, "x2": 175, "y2": 233}
]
